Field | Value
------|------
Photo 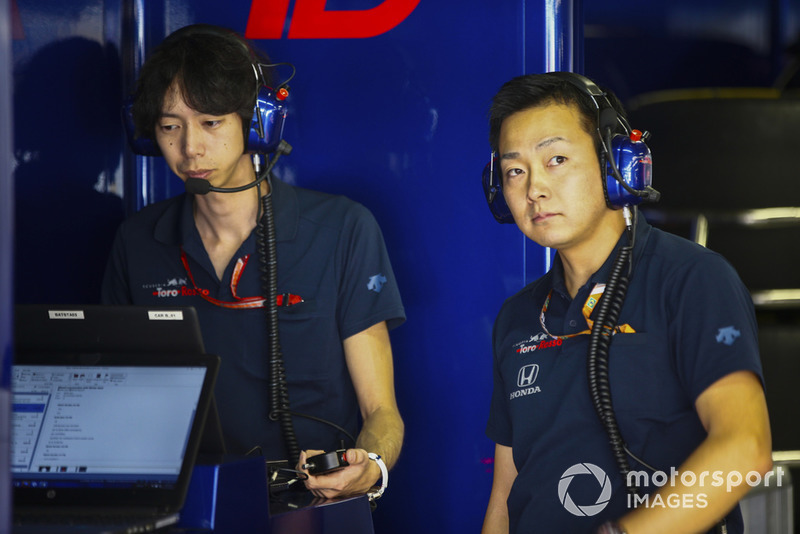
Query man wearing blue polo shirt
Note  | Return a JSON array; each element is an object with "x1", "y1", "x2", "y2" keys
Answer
[
  {"x1": 102, "y1": 25, "x2": 405, "y2": 500},
  {"x1": 481, "y1": 72, "x2": 772, "y2": 533}
]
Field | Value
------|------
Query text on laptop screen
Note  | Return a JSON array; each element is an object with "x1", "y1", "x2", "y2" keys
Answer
[{"x1": 11, "y1": 365, "x2": 207, "y2": 489}]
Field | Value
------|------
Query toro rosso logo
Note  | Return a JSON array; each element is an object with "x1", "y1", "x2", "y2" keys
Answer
[
  {"x1": 142, "y1": 278, "x2": 206, "y2": 298},
  {"x1": 514, "y1": 333, "x2": 563, "y2": 354}
]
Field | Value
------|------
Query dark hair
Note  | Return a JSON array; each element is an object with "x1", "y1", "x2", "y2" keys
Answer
[
  {"x1": 487, "y1": 72, "x2": 627, "y2": 156},
  {"x1": 132, "y1": 24, "x2": 274, "y2": 147}
]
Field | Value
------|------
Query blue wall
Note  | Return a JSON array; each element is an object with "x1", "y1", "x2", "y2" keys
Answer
[{"x1": 7, "y1": 0, "x2": 800, "y2": 532}]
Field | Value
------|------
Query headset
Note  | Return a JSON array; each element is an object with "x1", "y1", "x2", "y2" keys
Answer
[
  {"x1": 482, "y1": 71, "x2": 659, "y2": 224},
  {"x1": 121, "y1": 25, "x2": 290, "y2": 159},
  {"x1": 122, "y1": 85, "x2": 288, "y2": 158}
]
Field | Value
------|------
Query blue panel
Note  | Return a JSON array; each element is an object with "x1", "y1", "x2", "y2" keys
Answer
[
  {"x1": 123, "y1": 1, "x2": 564, "y2": 531},
  {"x1": 179, "y1": 458, "x2": 270, "y2": 531},
  {"x1": 0, "y1": 0, "x2": 13, "y2": 529}
]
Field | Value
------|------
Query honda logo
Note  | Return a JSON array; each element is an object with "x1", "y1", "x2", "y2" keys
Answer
[{"x1": 517, "y1": 364, "x2": 539, "y2": 388}]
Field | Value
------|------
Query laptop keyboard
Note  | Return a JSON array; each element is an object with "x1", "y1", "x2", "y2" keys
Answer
[{"x1": 14, "y1": 511, "x2": 178, "y2": 533}]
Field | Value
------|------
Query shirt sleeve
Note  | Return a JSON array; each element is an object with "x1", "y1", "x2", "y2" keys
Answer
[
  {"x1": 334, "y1": 202, "x2": 405, "y2": 340},
  {"x1": 667, "y1": 248, "x2": 763, "y2": 401}
]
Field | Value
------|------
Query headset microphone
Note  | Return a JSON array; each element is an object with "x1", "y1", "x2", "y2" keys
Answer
[
  {"x1": 184, "y1": 173, "x2": 267, "y2": 195},
  {"x1": 184, "y1": 179, "x2": 217, "y2": 195},
  {"x1": 185, "y1": 140, "x2": 292, "y2": 195}
]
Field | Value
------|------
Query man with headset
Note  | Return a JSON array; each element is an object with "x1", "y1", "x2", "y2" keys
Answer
[
  {"x1": 481, "y1": 72, "x2": 772, "y2": 533},
  {"x1": 102, "y1": 24, "x2": 405, "y2": 500}
]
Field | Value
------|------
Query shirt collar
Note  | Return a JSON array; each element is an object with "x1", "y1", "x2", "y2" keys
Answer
[
  {"x1": 152, "y1": 193, "x2": 191, "y2": 247},
  {"x1": 152, "y1": 175, "x2": 300, "y2": 249},
  {"x1": 551, "y1": 210, "x2": 653, "y2": 298}
]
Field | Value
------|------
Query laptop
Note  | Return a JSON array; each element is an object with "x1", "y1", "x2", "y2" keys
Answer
[
  {"x1": 11, "y1": 351, "x2": 220, "y2": 533},
  {"x1": 14, "y1": 305, "x2": 226, "y2": 456},
  {"x1": 14, "y1": 305, "x2": 206, "y2": 355}
]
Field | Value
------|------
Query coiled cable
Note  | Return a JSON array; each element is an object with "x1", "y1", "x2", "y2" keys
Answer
[
  {"x1": 256, "y1": 172, "x2": 300, "y2": 467},
  {"x1": 586, "y1": 235, "x2": 636, "y2": 494},
  {"x1": 252, "y1": 145, "x2": 355, "y2": 467},
  {"x1": 586, "y1": 196, "x2": 643, "y2": 495}
]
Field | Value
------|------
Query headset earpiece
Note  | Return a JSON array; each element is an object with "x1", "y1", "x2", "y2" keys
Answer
[
  {"x1": 482, "y1": 155, "x2": 514, "y2": 224},
  {"x1": 604, "y1": 129, "x2": 653, "y2": 209},
  {"x1": 247, "y1": 85, "x2": 288, "y2": 154},
  {"x1": 556, "y1": 72, "x2": 656, "y2": 209}
]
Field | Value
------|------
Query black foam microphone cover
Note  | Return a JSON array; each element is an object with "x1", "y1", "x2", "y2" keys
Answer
[
  {"x1": 185, "y1": 178, "x2": 212, "y2": 195},
  {"x1": 644, "y1": 186, "x2": 661, "y2": 203}
]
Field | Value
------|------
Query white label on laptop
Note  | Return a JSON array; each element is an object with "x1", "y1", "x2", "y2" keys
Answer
[
  {"x1": 48, "y1": 310, "x2": 85, "y2": 319},
  {"x1": 148, "y1": 310, "x2": 185, "y2": 321}
]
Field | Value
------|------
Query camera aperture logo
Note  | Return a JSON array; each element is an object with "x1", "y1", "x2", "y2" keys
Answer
[{"x1": 558, "y1": 463, "x2": 612, "y2": 517}]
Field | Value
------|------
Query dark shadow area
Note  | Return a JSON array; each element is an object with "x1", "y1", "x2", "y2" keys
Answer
[
  {"x1": 14, "y1": 36, "x2": 125, "y2": 304},
  {"x1": 630, "y1": 91, "x2": 800, "y2": 531}
]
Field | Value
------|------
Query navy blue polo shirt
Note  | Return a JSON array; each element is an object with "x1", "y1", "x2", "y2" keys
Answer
[
  {"x1": 486, "y1": 215, "x2": 761, "y2": 534},
  {"x1": 103, "y1": 177, "x2": 405, "y2": 459}
]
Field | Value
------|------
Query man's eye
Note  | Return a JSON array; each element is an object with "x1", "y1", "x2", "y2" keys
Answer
[
  {"x1": 548, "y1": 155, "x2": 567, "y2": 166},
  {"x1": 505, "y1": 168, "x2": 523, "y2": 179}
]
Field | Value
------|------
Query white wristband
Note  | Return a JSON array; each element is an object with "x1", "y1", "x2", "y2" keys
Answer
[{"x1": 367, "y1": 452, "x2": 388, "y2": 501}]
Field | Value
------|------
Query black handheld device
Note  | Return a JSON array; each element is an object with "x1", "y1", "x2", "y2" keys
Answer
[{"x1": 302, "y1": 450, "x2": 350, "y2": 475}]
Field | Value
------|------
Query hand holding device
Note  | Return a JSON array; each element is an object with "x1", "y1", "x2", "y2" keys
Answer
[
  {"x1": 301, "y1": 449, "x2": 349, "y2": 475},
  {"x1": 298, "y1": 448, "x2": 387, "y2": 501}
]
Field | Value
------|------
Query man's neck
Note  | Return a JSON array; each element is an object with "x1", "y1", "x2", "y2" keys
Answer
[
  {"x1": 192, "y1": 186, "x2": 265, "y2": 279},
  {"x1": 559, "y1": 213, "x2": 627, "y2": 298}
]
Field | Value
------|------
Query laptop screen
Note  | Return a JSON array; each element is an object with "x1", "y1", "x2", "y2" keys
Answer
[
  {"x1": 12, "y1": 364, "x2": 207, "y2": 489},
  {"x1": 11, "y1": 353, "x2": 219, "y2": 510}
]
